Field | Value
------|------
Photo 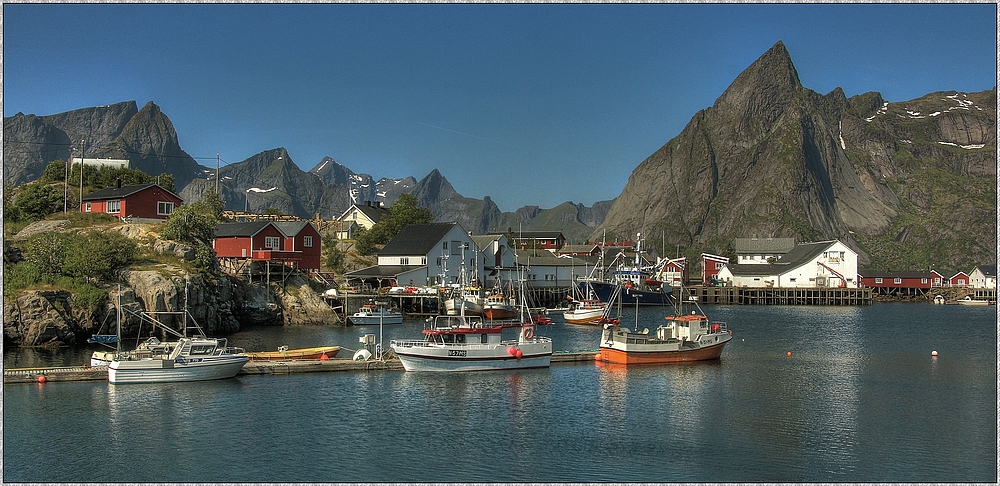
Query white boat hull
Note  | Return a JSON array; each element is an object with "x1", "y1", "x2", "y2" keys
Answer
[
  {"x1": 108, "y1": 355, "x2": 249, "y2": 384},
  {"x1": 444, "y1": 298, "x2": 483, "y2": 316},
  {"x1": 392, "y1": 340, "x2": 552, "y2": 372}
]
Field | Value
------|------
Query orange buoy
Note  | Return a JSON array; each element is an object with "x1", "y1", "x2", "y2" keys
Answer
[
  {"x1": 37, "y1": 376, "x2": 47, "y2": 384},
  {"x1": 787, "y1": 351, "x2": 792, "y2": 357},
  {"x1": 931, "y1": 350, "x2": 938, "y2": 357},
  {"x1": 515, "y1": 349, "x2": 523, "y2": 359},
  {"x1": 320, "y1": 353, "x2": 329, "y2": 361},
  {"x1": 508, "y1": 347, "x2": 518, "y2": 356}
]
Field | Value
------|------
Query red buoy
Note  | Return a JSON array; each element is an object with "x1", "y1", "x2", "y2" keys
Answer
[
  {"x1": 508, "y1": 347, "x2": 517, "y2": 356},
  {"x1": 320, "y1": 353, "x2": 330, "y2": 361},
  {"x1": 37, "y1": 376, "x2": 47, "y2": 384},
  {"x1": 787, "y1": 351, "x2": 792, "y2": 357},
  {"x1": 515, "y1": 349, "x2": 523, "y2": 359}
]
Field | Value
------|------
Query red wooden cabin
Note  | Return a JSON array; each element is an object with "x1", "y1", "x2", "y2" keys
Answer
[
  {"x1": 701, "y1": 253, "x2": 729, "y2": 285},
  {"x1": 81, "y1": 183, "x2": 183, "y2": 221}
]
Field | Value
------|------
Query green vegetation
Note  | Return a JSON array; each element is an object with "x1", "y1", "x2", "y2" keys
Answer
[
  {"x1": 353, "y1": 194, "x2": 434, "y2": 255},
  {"x1": 161, "y1": 188, "x2": 225, "y2": 273},
  {"x1": 322, "y1": 234, "x2": 345, "y2": 273}
]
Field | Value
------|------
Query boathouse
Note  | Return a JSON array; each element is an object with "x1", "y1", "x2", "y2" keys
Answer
[
  {"x1": 347, "y1": 222, "x2": 480, "y2": 288},
  {"x1": 701, "y1": 253, "x2": 730, "y2": 285},
  {"x1": 714, "y1": 240, "x2": 859, "y2": 288},
  {"x1": 273, "y1": 221, "x2": 323, "y2": 270},
  {"x1": 80, "y1": 183, "x2": 183, "y2": 222},
  {"x1": 857, "y1": 270, "x2": 931, "y2": 296},
  {"x1": 733, "y1": 237, "x2": 795, "y2": 264},
  {"x1": 949, "y1": 271, "x2": 969, "y2": 287},
  {"x1": 214, "y1": 221, "x2": 322, "y2": 274}
]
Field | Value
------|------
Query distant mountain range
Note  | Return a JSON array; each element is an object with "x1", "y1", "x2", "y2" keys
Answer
[{"x1": 5, "y1": 41, "x2": 994, "y2": 271}]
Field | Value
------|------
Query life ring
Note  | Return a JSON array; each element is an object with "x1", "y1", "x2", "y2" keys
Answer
[{"x1": 522, "y1": 327, "x2": 534, "y2": 340}]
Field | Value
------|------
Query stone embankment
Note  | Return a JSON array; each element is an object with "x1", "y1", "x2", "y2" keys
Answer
[{"x1": 3, "y1": 223, "x2": 342, "y2": 348}]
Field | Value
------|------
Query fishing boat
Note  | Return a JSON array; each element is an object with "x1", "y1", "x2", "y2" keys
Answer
[
  {"x1": 348, "y1": 300, "x2": 403, "y2": 325},
  {"x1": 391, "y1": 269, "x2": 552, "y2": 372},
  {"x1": 108, "y1": 336, "x2": 249, "y2": 384},
  {"x1": 562, "y1": 296, "x2": 607, "y2": 324},
  {"x1": 956, "y1": 296, "x2": 990, "y2": 306},
  {"x1": 482, "y1": 293, "x2": 518, "y2": 320},
  {"x1": 581, "y1": 234, "x2": 673, "y2": 306},
  {"x1": 245, "y1": 345, "x2": 341, "y2": 361},
  {"x1": 598, "y1": 285, "x2": 732, "y2": 365},
  {"x1": 444, "y1": 288, "x2": 484, "y2": 316}
]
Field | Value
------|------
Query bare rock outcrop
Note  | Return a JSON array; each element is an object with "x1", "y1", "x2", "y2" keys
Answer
[
  {"x1": 275, "y1": 275, "x2": 341, "y2": 326},
  {"x1": 4, "y1": 291, "x2": 78, "y2": 347}
]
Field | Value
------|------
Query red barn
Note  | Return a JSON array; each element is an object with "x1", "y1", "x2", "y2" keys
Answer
[
  {"x1": 701, "y1": 253, "x2": 729, "y2": 285},
  {"x1": 81, "y1": 183, "x2": 183, "y2": 221},
  {"x1": 274, "y1": 221, "x2": 322, "y2": 270}
]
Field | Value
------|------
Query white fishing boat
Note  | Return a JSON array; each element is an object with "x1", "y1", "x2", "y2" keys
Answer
[
  {"x1": 391, "y1": 270, "x2": 551, "y2": 372},
  {"x1": 390, "y1": 315, "x2": 551, "y2": 372},
  {"x1": 598, "y1": 285, "x2": 732, "y2": 365},
  {"x1": 108, "y1": 336, "x2": 249, "y2": 384},
  {"x1": 562, "y1": 297, "x2": 607, "y2": 324},
  {"x1": 956, "y1": 295, "x2": 990, "y2": 306},
  {"x1": 444, "y1": 288, "x2": 484, "y2": 316},
  {"x1": 348, "y1": 300, "x2": 403, "y2": 325}
]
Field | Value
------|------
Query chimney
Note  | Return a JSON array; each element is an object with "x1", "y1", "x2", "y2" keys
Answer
[{"x1": 116, "y1": 178, "x2": 121, "y2": 189}]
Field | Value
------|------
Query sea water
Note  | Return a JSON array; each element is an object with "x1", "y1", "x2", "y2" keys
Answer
[{"x1": 3, "y1": 303, "x2": 996, "y2": 482}]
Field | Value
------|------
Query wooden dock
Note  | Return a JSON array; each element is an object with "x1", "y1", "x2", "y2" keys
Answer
[
  {"x1": 4, "y1": 351, "x2": 602, "y2": 384},
  {"x1": 688, "y1": 286, "x2": 872, "y2": 305}
]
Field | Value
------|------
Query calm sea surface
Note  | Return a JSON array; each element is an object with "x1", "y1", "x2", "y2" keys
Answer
[{"x1": 3, "y1": 303, "x2": 997, "y2": 482}]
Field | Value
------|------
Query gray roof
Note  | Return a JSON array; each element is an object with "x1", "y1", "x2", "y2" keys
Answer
[
  {"x1": 470, "y1": 234, "x2": 502, "y2": 251},
  {"x1": 273, "y1": 221, "x2": 310, "y2": 237},
  {"x1": 973, "y1": 265, "x2": 997, "y2": 277},
  {"x1": 378, "y1": 223, "x2": 460, "y2": 256},
  {"x1": 558, "y1": 244, "x2": 600, "y2": 254},
  {"x1": 215, "y1": 221, "x2": 273, "y2": 237},
  {"x1": 512, "y1": 231, "x2": 564, "y2": 239},
  {"x1": 723, "y1": 240, "x2": 841, "y2": 276},
  {"x1": 733, "y1": 237, "x2": 795, "y2": 253},
  {"x1": 81, "y1": 183, "x2": 181, "y2": 202}
]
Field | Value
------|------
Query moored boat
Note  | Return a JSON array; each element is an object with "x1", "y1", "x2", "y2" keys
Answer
[
  {"x1": 389, "y1": 315, "x2": 552, "y2": 372},
  {"x1": 349, "y1": 300, "x2": 404, "y2": 325},
  {"x1": 245, "y1": 345, "x2": 341, "y2": 361},
  {"x1": 956, "y1": 296, "x2": 990, "y2": 306},
  {"x1": 598, "y1": 286, "x2": 732, "y2": 365},
  {"x1": 444, "y1": 288, "x2": 484, "y2": 316},
  {"x1": 108, "y1": 336, "x2": 249, "y2": 384},
  {"x1": 482, "y1": 293, "x2": 518, "y2": 320},
  {"x1": 562, "y1": 297, "x2": 607, "y2": 324}
]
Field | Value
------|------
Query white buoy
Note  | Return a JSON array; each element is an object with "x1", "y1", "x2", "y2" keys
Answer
[{"x1": 931, "y1": 350, "x2": 938, "y2": 357}]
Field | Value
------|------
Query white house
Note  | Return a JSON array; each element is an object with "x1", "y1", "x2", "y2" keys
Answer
[
  {"x1": 733, "y1": 237, "x2": 795, "y2": 264},
  {"x1": 969, "y1": 265, "x2": 997, "y2": 289},
  {"x1": 338, "y1": 201, "x2": 390, "y2": 231},
  {"x1": 715, "y1": 240, "x2": 859, "y2": 288},
  {"x1": 346, "y1": 222, "x2": 480, "y2": 288},
  {"x1": 471, "y1": 234, "x2": 516, "y2": 288},
  {"x1": 513, "y1": 252, "x2": 596, "y2": 289}
]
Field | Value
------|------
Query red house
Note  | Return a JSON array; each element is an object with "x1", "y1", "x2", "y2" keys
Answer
[
  {"x1": 858, "y1": 270, "x2": 932, "y2": 295},
  {"x1": 659, "y1": 257, "x2": 688, "y2": 286},
  {"x1": 81, "y1": 183, "x2": 183, "y2": 221},
  {"x1": 214, "y1": 221, "x2": 321, "y2": 271},
  {"x1": 930, "y1": 270, "x2": 945, "y2": 287},
  {"x1": 701, "y1": 253, "x2": 729, "y2": 285},
  {"x1": 513, "y1": 231, "x2": 565, "y2": 251},
  {"x1": 949, "y1": 272, "x2": 969, "y2": 287},
  {"x1": 274, "y1": 221, "x2": 322, "y2": 270}
]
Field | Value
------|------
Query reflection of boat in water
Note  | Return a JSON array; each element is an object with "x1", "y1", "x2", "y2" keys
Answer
[
  {"x1": 349, "y1": 300, "x2": 403, "y2": 325},
  {"x1": 598, "y1": 286, "x2": 732, "y2": 365},
  {"x1": 956, "y1": 296, "x2": 990, "y2": 306},
  {"x1": 246, "y1": 345, "x2": 341, "y2": 361}
]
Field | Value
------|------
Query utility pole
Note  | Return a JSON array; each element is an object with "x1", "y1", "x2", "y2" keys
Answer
[
  {"x1": 78, "y1": 139, "x2": 86, "y2": 209},
  {"x1": 215, "y1": 153, "x2": 220, "y2": 195}
]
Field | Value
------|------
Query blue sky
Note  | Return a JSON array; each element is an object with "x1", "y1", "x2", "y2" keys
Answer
[{"x1": 4, "y1": 4, "x2": 996, "y2": 211}]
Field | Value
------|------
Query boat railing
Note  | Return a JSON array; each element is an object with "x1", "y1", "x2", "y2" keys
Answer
[
  {"x1": 221, "y1": 346, "x2": 246, "y2": 355},
  {"x1": 709, "y1": 321, "x2": 729, "y2": 333}
]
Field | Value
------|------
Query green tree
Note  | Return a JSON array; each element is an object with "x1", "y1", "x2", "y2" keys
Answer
[
  {"x1": 40, "y1": 160, "x2": 67, "y2": 184},
  {"x1": 21, "y1": 232, "x2": 72, "y2": 275},
  {"x1": 12, "y1": 182, "x2": 65, "y2": 222},
  {"x1": 161, "y1": 188, "x2": 225, "y2": 246},
  {"x1": 63, "y1": 230, "x2": 138, "y2": 282},
  {"x1": 322, "y1": 234, "x2": 344, "y2": 272},
  {"x1": 353, "y1": 226, "x2": 376, "y2": 255}
]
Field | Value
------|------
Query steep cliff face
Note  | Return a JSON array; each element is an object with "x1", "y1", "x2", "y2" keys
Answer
[
  {"x1": 597, "y1": 41, "x2": 995, "y2": 270},
  {"x1": 3, "y1": 101, "x2": 203, "y2": 189}
]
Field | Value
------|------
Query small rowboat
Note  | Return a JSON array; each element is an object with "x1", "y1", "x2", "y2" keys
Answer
[{"x1": 245, "y1": 345, "x2": 341, "y2": 361}]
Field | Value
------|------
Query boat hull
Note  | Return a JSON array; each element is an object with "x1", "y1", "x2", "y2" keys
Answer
[
  {"x1": 444, "y1": 299, "x2": 483, "y2": 316},
  {"x1": 584, "y1": 281, "x2": 672, "y2": 306},
  {"x1": 563, "y1": 307, "x2": 606, "y2": 324},
  {"x1": 599, "y1": 337, "x2": 730, "y2": 364},
  {"x1": 391, "y1": 341, "x2": 552, "y2": 372},
  {"x1": 246, "y1": 346, "x2": 340, "y2": 361},
  {"x1": 956, "y1": 299, "x2": 990, "y2": 306},
  {"x1": 108, "y1": 355, "x2": 249, "y2": 384},
  {"x1": 483, "y1": 307, "x2": 518, "y2": 320}
]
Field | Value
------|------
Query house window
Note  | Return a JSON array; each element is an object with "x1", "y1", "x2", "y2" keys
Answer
[
  {"x1": 451, "y1": 241, "x2": 462, "y2": 255},
  {"x1": 157, "y1": 201, "x2": 174, "y2": 215},
  {"x1": 85, "y1": 202, "x2": 92, "y2": 212},
  {"x1": 352, "y1": 210, "x2": 358, "y2": 220},
  {"x1": 106, "y1": 200, "x2": 121, "y2": 213},
  {"x1": 789, "y1": 278, "x2": 796, "y2": 282},
  {"x1": 894, "y1": 278, "x2": 902, "y2": 284},
  {"x1": 264, "y1": 236, "x2": 280, "y2": 250},
  {"x1": 303, "y1": 236, "x2": 313, "y2": 247},
  {"x1": 401, "y1": 257, "x2": 409, "y2": 265},
  {"x1": 875, "y1": 278, "x2": 883, "y2": 284},
  {"x1": 421, "y1": 257, "x2": 427, "y2": 265},
  {"x1": 715, "y1": 262, "x2": 723, "y2": 269},
  {"x1": 436, "y1": 257, "x2": 442, "y2": 267},
  {"x1": 442, "y1": 241, "x2": 448, "y2": 250},
  {"x1": 921, "y1": 278, "x2": 928, "y2": 284}
]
